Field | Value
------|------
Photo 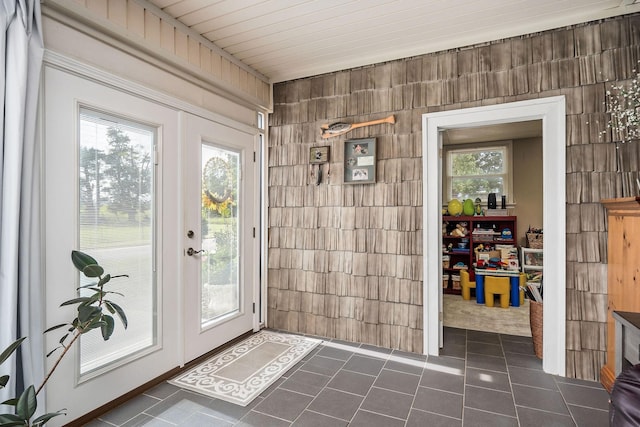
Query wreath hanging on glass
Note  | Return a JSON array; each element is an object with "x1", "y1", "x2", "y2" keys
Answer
[{"x1": 202, "y1": 156, "x2": 237, "y2": 217}]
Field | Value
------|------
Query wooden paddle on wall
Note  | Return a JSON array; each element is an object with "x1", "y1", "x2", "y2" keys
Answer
[{"x1": 321, "y1": 114, "x2": 395, "y2": 138}]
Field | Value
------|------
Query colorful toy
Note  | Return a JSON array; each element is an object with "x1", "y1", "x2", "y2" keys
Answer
[
  {"x1": 447, "y1": 199, "x2": 463, "y2": 216},
  {"x1": 462, "y1": 199, "x2": 475, "y2": 216}
]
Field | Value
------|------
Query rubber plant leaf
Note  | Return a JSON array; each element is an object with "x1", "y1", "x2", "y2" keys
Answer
[
  {"x1": 32, "y1": 410, "x2": 66, "y2": 426},
  {"x1": 83, "y1": 316, "x2": 106, "y2": 332},
  {"x1": 78, "y1": 293, "x2": 102, "y2": 307},
  {"x1": 71, "y1": 250, "x2": 97, "y2": 271},
  {"x1": 78, "y1": 305, "x2": 101, "y2": 324},
  {"x1": 83, "y1": 264, "x2": 104, "y2": 278},
  {"x1": 16, "y1": 385, "x2": 36, "y2": 421},
  {"x1": 98, "y1": 274, "x2": 111, "y2": 286},
  {"x1": 44, "y1": 323, "x2": 67, "y2": 334},
  {"x1": 60, "y1": 297, "x2": 92, "y2": 306},
  {"x1": 101, "y1": 315, "x2": 115, "y2": 341},
  {"x1": 105, "y1": 301, "x2": 128, "y2": 329},
  {"x1": 46, "y1": 348, "x2": 60, "y2": 358},
  {"x1": 0, "y1": 338, "x2": 26, "y2": 365},
  {"x1": 0, "y1": 414, "x2": 24, "y2": 426}
]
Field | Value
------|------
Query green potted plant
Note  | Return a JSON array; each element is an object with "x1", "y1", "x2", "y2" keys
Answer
[{"x1": 0, "y1": 250, "x2": 128, "y2": 426}]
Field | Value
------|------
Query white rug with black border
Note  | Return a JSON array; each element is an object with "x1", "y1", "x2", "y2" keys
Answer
[{"x1": 168, "y1": 330, "x2": 321, "y2": 406}]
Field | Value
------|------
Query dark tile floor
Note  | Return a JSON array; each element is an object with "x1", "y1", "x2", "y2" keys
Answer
[{"x1": 86, "y1": 327, "x2": 610, "y2": 426}]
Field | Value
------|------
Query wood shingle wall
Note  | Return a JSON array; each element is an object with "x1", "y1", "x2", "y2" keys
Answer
[{"x1": 269, "y1": 14, "x2": 640, "y2": 380}]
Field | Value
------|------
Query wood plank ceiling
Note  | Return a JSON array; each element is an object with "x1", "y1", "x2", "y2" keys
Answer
[{"x1": 146, "y1": 0, "x2": 640, "y2": 83}]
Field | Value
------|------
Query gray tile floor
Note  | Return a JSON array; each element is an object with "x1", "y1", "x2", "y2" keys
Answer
[{"x1": 86, "y1": 327, "x2": 610, "y2": 426}]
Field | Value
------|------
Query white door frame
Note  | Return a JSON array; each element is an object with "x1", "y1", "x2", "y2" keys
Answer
[{"x1": 422, "y1": 96, "x2": 566, "y2": 376}]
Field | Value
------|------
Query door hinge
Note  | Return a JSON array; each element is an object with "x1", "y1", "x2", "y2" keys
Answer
[
  {"x1": 253, "y1": 227, "x2": 256, "y2": 238},
  {"x1": 439, "y1": 311, "x2": 443, "y2": 321},
  {"x1": 253, "y1": 151, "x2": 256, "y2": 162},
  {"x1": 154, "y1": 148, "x2": 159, "y2": 165},
  {"x1": 253, "y1": 303, "x2": 256, "y2": 313}
]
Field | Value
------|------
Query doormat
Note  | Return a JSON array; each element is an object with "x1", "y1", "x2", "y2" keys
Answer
[{"x1": 168, "y1": 330, "x2": 321, "y2": 406}]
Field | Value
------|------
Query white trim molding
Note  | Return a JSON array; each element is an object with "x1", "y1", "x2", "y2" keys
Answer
[
  {"x1": 41, "y1": 0, "x2": 272, "y2": 112},
  {"x1": 422, "y1": 96, "x2": 566, "y2": 376},
  {"x1": 44, "y1": 50, "x2": 257, "y2": 136}
]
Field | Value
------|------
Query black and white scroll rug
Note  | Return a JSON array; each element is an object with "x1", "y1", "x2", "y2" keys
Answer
[{"x1": 168, "y1": 330, "x2": 321, "y2": 406}]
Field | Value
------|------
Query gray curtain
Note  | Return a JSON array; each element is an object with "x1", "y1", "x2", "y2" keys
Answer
[{"x1": 0, "y1": 0, "x2": 45, "y2": 411}]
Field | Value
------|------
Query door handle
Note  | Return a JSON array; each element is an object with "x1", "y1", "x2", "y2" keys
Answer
[{"x1": 186, "y1": 247, "x2": 205, "y2": 256}]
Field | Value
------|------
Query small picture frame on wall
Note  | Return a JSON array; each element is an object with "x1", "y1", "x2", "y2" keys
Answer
[
  {"x1": 309, "y1": 146, "x2": 330, "y2": 164},
  {"x1": 343, "y1": 137, "x2": 376, "y2": 184}
]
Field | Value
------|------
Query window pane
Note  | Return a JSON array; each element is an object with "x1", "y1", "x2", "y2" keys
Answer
[
  {"x1": 451, "y1": 176, "x2": 504, "y2": 201},
  {"x1": 201, "y1": 145, "x2": 240, "y2": 325},
  {"x1": 78, "y1": 108, "x2": 156, "y2": 375},
  {"x1": 257, "y1": 112, "x2": 265, "y2": 130},
  {"x1": 450, "y1": 148, "x2": 505, "y2": 175},
  {"x1": 447, "y1": 145, "x2": 508, "y2": 202}
]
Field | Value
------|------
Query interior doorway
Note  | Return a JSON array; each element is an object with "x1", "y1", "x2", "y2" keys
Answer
[
  {"x1": 440, "y1": 121, "x2": 543, "y2": 336},
  {"x1": 422, "y1": 97, "x2": 567, "y2": 376}
]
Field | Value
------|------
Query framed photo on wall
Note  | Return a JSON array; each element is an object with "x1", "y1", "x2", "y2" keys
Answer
[
  {"x1": 343, "y1": 137, "x2": 376, "y2": 184},
  {"x1": 309, "y1": 146, "x2": 330, "y2": 164}
]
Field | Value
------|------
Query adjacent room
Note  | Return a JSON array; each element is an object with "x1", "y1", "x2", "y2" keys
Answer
[{"x1": 439, "y1": 121, "x2": 543, "y2": 339}]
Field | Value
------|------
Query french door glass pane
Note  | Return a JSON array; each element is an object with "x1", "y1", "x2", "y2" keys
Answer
[
  {"x1": 78, "y1": 108, "x2": 156, "y2": 375},
  {"x1": 201, "y1": 144, "x2": 240, "y2": 326}
]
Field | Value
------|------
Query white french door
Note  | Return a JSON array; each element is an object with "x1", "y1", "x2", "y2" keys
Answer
[
  {"x1": 43, "y1": 65, "x2": 259, "y2": 425},
  {"x1": 43, "y1": 66, "x2": 181, "y2": 425},
  {"x1": 183, "y1": 113, "x2": 258, "y2": 362}
]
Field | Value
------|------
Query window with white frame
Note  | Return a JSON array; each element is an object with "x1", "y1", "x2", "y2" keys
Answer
[
  {"x1": 257, "y1": 111, "x2": 265, "y2": 131},
  {"x1": 78, "y1": 107, "x2": 157, "y2": 376},
  {"x1": 444, "y1": 142, "x2": 512, "y2": 204}
]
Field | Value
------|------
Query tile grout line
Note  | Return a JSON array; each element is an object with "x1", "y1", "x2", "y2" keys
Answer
[
  {"x1": 305, "y1": 407, "x2": 354, "y2": 423},
  {"x1": 99, "y1": 393, "x2": 165, "y2": 426},
  {"x1": 344, "y1": 346, "x2": 403, "y2": 425},
  {"x1": 553, "y1": 375, "x2": 580, "y2": 425},
  {"x1": 403, "y1": 354, "x2": 428, "y2": 426},
  {"x1": 509, "y1": 381, "x2": 562, "y2": 392},
  {"x1": 244, "y1": 408, "x2": 298, "y2": 425},
  {"x1": 465, "y1": 406, "x2": 519, "y2": 420},
  {"x1": 416, "y1": 383, "x2": 464, "y2": 396},
  {"x1": 465, "y1": 383, "x2": 514, "y2": 395},
  {"x1": 408, "y1": 406, "x2": 467, "y2": 422},
  {"x1": 124, "y1": 394, "x2": 167, "y2": 426},
  {"x1": 355, "y1": 408, "x2": 407, "y2": 423},
  {"x1": 288, "y1": 344, "x2": 356, "y2": 426},
  {"x1": 461, "y1": 328, "x2": 469, "y2": 425},
  {"x1": 376, "y1": 366, "x2": 423, "y2": 377},
  {"x1": 513, "y1": 403, "x2": 577, "y2": 418},
  {"x1": 564, "y1": 402, "x2": 609, "y2": 412},
  {"x1": 500, "y1": 332, "x2": 523, "y2": 427}
]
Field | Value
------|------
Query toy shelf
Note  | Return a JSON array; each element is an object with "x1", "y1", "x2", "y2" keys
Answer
[{"x1": 442, "y1": 215, "x2": 517, "y2": 294}]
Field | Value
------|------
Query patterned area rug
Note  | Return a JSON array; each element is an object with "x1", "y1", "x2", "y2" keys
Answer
[
  {"x1": 443, "y1": 293, "x2": 532, "y2": 336},
  {"x1": 169, "y1": 330, "x2": 321, "y2": 406}
]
